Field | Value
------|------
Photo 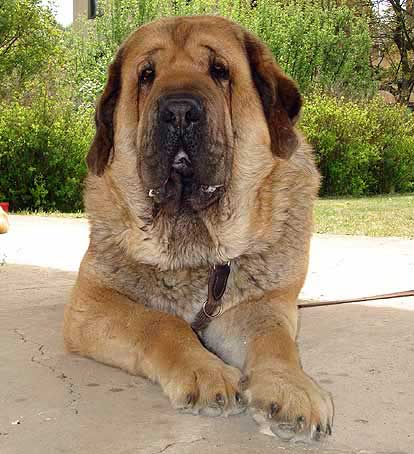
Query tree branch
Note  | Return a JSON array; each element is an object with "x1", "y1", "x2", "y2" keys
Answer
[{"x1": 0, "y1": 35, "x2": 20, "y2": 56}]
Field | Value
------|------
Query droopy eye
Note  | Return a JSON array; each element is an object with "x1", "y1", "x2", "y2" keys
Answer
[
  {"x1": 140, "y1": 64, "x2": 155, "y2": 84},
  {"x1": 210, "y1": 61, "x2": 229, "y2": 81}
]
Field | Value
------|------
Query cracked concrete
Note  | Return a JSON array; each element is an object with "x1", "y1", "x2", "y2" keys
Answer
[
  {"x1": 11, "y1": 325, "x2": 80, "y2": 416},
  {"x1": 147, "y1": 438, "x2": 207, "y2": 454},
  {"x1": 1, "y1": 215, "x2": 414, "y2": 454}
]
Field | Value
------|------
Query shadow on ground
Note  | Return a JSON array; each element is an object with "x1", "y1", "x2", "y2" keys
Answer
[{"x1": 1, "y1": 264, "x2": 412, "y2": 454}]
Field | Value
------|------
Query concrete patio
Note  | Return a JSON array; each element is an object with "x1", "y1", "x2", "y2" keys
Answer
[{"x1": 1, "y1": 215, "x2": 413, "y2": 454}]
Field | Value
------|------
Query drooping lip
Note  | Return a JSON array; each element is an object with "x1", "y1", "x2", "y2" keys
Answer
[
  {"x1": 172, "y1": 149, "x2": 192, "y2": 176},
  {"x1": 147, "y1": 170, "x2": 225, "y2": 214},
  {"x1": 148, "y1": 182, "x2": 224, "y2": 199}
]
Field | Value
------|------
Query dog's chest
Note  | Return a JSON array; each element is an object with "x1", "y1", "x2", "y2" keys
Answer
[
  {"x1": 99, "y1": 250, "x2": 279, "y2": 324},
  {"x1": 145, "y1": 268, "x2": 208, "y2": 323},
  {"x1": 130, "y1": 259, "x2": 277, "y2": 324}
]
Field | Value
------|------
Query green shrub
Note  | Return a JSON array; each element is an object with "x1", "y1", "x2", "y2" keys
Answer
[
  {"x1": 237, "y1": 1, "x2": 374, "y2": 96},
  {"x1": 0, "y1": 92, "x2": 93, "y2": 211},
  {"x1": 0, "y1": 0, "x2": 406, "y2": 211},
  {"x1": 301, "y1": 93, "x2": 414, "y2": 196},
  {"x1": 71, "y1": 0, "x2": 374, "y2": 103},
  {"x1": 0, "y1": 0, "x2": 62, "y2": 100}
]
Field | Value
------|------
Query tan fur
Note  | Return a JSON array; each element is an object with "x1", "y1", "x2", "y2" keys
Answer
[
  {"x1": 0, "y1": 207, "x2": 9, "y2": 234},
  {"x1": 64, "y1": 16, "x2": 333, "y2": 439}
]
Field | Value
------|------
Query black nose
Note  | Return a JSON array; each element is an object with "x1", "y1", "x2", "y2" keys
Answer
[{"x1": 159, "y1": 94, "x2": 203, "y2": 130}]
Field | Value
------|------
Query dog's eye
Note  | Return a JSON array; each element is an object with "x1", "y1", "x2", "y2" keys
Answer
[
  {"x1": 210, "y1": 61, "x2": 229, "y2": 81},
  {"x1": 140, "y1": 65, "x2": 155, "y2": 84}
]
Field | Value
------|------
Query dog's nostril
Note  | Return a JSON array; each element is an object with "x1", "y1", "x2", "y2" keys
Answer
[
  {"x1": 161, "y1": 109, "x2": 176, "y2": 124},
  {"x1": 160, "y1": 96, "x2": 203, "y2": 129},
  {"x1": 185, "y1": 106, "x2": 201, "y2": 124}
]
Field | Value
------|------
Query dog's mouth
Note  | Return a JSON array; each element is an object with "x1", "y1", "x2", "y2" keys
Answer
[
  {"x1": 148, "y1": 148, "x2": 225, "y2": 214},
  {"x1": 172, "y1": 149, "x2": 193, "y2": 177}
]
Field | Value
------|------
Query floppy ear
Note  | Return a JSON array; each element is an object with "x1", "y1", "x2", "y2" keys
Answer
[
  {"x1": 86, "y1": 49, "x2": 124, "y2": 176},
  {"x1": 244, "y1": 32, "x2": 302, "y2": 159}
]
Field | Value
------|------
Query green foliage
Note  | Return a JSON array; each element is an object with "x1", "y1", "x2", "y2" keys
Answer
[
  {"x1": 238, "y1": 1, "x2": 375, "y2": 96},
  {"x1": 0, "y1": 91, "x2": 93, "y2": 211},
  {"x1": 0, "y1": 0, "x2": 61, "y2": 98},
  {"x1": 71, "y1": 0, "x2": 375, "y2": 102},
  {"x1": 0, "y1": 0, "x2": 411, "y2": 212},
  {"x1": 301, "y1": 93, "x2": 414, "y2": 196},
  {"x1": 0, "y1": 1, "x2": 92, "y2": 211}
]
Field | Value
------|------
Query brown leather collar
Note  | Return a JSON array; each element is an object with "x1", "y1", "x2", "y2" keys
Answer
[{"x1": 191, "y1": 262, "x2": 231, "y2": 332}]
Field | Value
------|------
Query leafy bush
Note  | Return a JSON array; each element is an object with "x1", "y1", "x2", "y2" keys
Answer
[
  {"x1": 72, "y1": 0, "x2": 374, "y2": 102},
  {"x1": 236, "y1": 1, "x2": 375, "y2": 96},
  {"x1": 0, "y1": 0, "x2": 61, "y2": 100},
  {"x1": 301, "y1": 93, "x2": 414, "y2": 196},
  {"x1": 1, "y1": 0, "x2": 410, "y2": 212},
  {"x1": 0, "y1": 92, "x2": 93, "y2": 211}
]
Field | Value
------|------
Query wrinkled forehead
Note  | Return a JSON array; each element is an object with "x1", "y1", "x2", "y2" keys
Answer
[{"x1": 122, "y1": 16, "x2": 246, "y2": 67}]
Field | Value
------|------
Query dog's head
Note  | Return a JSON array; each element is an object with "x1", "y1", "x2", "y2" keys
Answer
[
  {"x1": 86, "y1": 16, "x2": 304, "y2": 267},
  {"x1": 87, "y1": 16, "x2": 301, "y2": 213}
]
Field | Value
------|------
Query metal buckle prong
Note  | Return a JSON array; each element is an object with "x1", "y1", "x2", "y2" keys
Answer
[
  {"x1": 202, "y1": 300, "x2": 223, "y2": 319},
  {"x1": 212, "y1": 261, "x2": 231, "y2": 271}
]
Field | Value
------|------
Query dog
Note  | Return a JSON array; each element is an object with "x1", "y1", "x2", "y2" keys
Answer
[
  {"x1": 64, "y1": 15, "x2": 333, "y2": 441},
  {"x1": 0, "y1": 206, "x2": 9, "y2": 234}
]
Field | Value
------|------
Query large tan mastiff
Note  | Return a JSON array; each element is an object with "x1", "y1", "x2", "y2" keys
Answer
[{"x1": 64, "y1": 16, "x2": 333, "y2": 441}]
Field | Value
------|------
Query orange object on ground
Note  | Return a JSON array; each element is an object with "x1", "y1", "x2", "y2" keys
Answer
[{"x1": 0, "y1": 206, "x2": 9, "y2": 234}]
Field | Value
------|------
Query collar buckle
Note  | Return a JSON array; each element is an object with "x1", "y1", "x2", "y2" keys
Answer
[
  {"x1": 191, "y1": 261, "x2": 232, "y2": 331},
  {"x1": 202, "y1": 299, "x2": 223, "y2": 319}
]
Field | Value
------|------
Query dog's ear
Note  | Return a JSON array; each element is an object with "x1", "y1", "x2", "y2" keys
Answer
[
  {"x1": 244, "y1": 32, "x2": 302, "y2": 159},
  {"x1": 86, "y1": 49, "x2": 124, "y2": 176}
]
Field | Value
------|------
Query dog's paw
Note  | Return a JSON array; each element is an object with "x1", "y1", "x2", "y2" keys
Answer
[
  {"x1": 163, "y1": 354, "x2": 246, "y2": 417},
  {"x1": 244, "y1": 366, "x2": 334, "y2": 441}
]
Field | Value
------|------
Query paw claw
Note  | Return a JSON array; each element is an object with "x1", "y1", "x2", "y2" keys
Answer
[
  {"x1": 296, "y1": 415, "x2": 306, "y2": 430},
  {"x1": 215, "y1": 393, "x2": 225, "y2": 406},
  {"x1": 186, "y1": 393, "x2": 195, "y2": 406},
  {"x1": 312, "y1": 423, "x2": 326, "y2": 441},
  {"x1": 268, "y1": 402, "x2": 280, "y2": 419},
  {"x1": 235, "y1": 391, "x2": 244, "y2": 405},
  {"x1": 239, "y1": 375, "x2": 249, "y2": 390},
  {"x1": 327, "y1": 423, "x2": 332, "y2": 436}
]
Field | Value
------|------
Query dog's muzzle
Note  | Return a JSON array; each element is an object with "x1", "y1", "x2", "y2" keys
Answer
[{"x1": 146, "y1": 92, "x2": 225, "y2": 213}]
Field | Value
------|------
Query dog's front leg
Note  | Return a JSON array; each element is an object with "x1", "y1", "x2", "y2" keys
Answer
[
  {"x1": 64, "y1": 274, "x2": 245, "y2": 416},
  {"x1": 202, "y1": 290, "x2": 334, "y2": 439}
]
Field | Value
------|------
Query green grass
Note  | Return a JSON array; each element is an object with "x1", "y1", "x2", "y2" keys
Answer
[
  {"x1": 314, "y1": 194, "x2": 414, "y2": 238},
  {"x1": 13, "y1": 210, "x2": 85, "y2": 219},
  {"x1": 11, "y1": 194, "x2": 414, "y2": 238}
]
